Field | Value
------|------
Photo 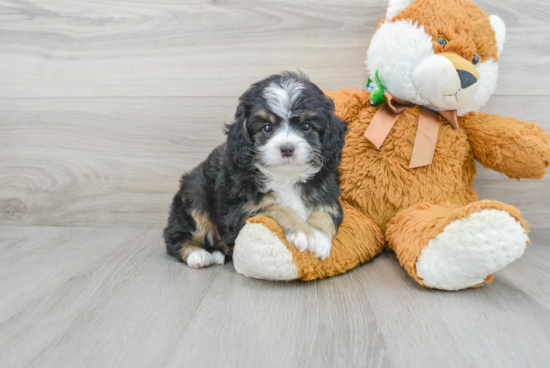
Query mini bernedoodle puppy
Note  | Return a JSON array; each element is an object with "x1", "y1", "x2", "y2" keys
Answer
[{"x1": 164, "y1": 72, "x2": 347, "y2": 268}]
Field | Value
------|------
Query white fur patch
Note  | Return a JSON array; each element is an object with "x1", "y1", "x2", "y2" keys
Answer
[
  {"x1": 186, "y1": 249, "x2": 214, "y2": 269},
  {"x1": 286, "y1": 229, "x2": 309, "y2": 251},
  {"x1": 416, "y1": 209, "x2": 528, "y2": 291},
  {"x1": 286, "y1": 228, "x2": 332, "y2": 260},
  {"x1": 367, "y1": 20, "x2": 433, "y2": 106},
  {"x1": 310, "y1": 229, "x2": 332, "y2": 260},
  {"x1": 386, "y1": 0, "x2": 415, "y2": 20},
  {"x1": 186, "y1": 250, "x2": 224, "y2": 269},
  {"x1": 263, "y1": 79, "x2": 304, "y2": 120},
  {"x1": 256, "y1": 154, "x2": 319, "y2": 190},
  {"x1": 269, "y1": 178, "x2": 309, "y2": 221},
  {"x1": 233, "y1": 222, "x2": 299, "y2": 281},
  {"x1": 457, "y1": 59, "x2": 499, "y2": 116},
  {"x1": 211, "y1": 251, "x2": 225, "y2": 265},
  {"x1": 489, "y1": 15, "x2": 506, "y2": 57}
]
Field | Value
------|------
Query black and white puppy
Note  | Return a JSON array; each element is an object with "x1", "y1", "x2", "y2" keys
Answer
[{"x1": 164, "y1": 72, "x2": 347, "y2": 268}]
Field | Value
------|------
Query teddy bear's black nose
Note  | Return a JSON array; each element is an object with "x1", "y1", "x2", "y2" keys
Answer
[{"x1": 457, "y1": 70, "x2": 478, "y2": 89}]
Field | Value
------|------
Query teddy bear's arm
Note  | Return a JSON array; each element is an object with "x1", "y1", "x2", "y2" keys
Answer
[
  {"x1": 461, "y1": 112, "x2": 550, "y2": 179},
  {"x1": 324, "y1": 89, "x2": 371, "y2": 123}
]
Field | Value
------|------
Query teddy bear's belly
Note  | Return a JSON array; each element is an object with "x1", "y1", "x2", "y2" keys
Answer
[{"x1": 339, "y1": 110, "x2": 478, "y2": 232}]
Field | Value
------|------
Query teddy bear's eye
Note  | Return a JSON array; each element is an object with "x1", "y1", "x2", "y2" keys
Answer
[
  {"x1": 436, "y1": 37, "x2": 448, "y2": 47},
  {"x1": 472, "y1": 54, "x2": 480, "y2": 65}
]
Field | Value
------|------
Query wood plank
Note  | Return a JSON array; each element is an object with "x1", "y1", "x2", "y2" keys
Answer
[
  {"x1": 167, "y1": 264, "x2": 388, "y2": 368},
  {"x1": 477, "y1": 0, "x2": 550, "y2": 95},
  {"x1": 0, "y1": 226, "x2": 150, "y2": 325},
  {"x1": 0, "y1": 97, "x2": 232, "y2": 227},
  {"x1": 1, "y1": 226, "x2": 549, "y2": 368},
  {"x1": 0, "y1": 0, "x2": 548, "y2": 97},
  {"x1": 1, "y1": 95, "x2": 549, "y2": 228},
  {"x1": 0, "y1": 226, "x2": 226, "y2": 368},
  {"x1": 352, "y1": 231, "x2": 550, "y2": 368},
  {"x1": 0, "y1": 226, "x2": 386, "y2": 368},
  {"x1": 498, "y1": 230, "x2": 550, "y2": 310}
]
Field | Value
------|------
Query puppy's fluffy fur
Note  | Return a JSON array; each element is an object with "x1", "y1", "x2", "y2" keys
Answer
[{"x1": 164, "y1": 72, "x2": 347, "y2": 268}]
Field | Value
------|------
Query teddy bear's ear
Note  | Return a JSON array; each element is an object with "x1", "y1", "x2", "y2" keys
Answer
[
  {"x1": 386, "y1": 0, "x2": 416, "y2": 20},
  {"x1": 489, "y1": 15, "x2": 506, "y2": 57}
]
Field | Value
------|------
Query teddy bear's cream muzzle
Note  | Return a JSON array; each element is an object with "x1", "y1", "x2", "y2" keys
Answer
[{"x1": 413, "y1": 52, "x2": 480, "y2": 111}]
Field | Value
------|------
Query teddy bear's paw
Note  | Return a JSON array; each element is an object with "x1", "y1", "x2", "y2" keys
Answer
[
  {"x1": 233, "y1": 222, "x2": 299, "y2": 281},
  {"x1": 186, "y1": 250, "x2": 224, "y2": 269},
  {"x1": 307, "y1": 229, "x2": 332, "y2": 260},
  {"x1": 415, "y1": 209, "x2": 528, "y2": 290}
]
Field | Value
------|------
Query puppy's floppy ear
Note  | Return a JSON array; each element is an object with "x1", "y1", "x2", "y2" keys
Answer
[
  {"x1": 322, "y1": 98, "x2": 348, "y2": 164},
  {"x1": 225, "y1": 102, "x2": 254, "y2": 166}
]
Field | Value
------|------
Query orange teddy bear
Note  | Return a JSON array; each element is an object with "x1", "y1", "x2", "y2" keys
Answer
[{"x1": 232, "y1": 0, "x2": 550, "y2": 290}]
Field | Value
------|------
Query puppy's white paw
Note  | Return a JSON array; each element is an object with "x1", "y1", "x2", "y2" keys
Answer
[
  {"x1": 211, "y1": 250, "x2": 225, "y2": 265},
  {"x1": 287, "y1": 231, "x2": 310, "y2": 252},
  {"x1": 186, "y1": 249, "x2": 213, "y2": 269},
  {"x1": 307, "y1": 229, "x2": 332, "y2": 260},
  {"x1": 286, "y1": 231, "x2": 296, "y2": 243}
]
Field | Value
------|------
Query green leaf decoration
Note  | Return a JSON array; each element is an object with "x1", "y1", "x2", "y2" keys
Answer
[{"x1": 370, "y1": 70, "x2": 385, "y2": 105}]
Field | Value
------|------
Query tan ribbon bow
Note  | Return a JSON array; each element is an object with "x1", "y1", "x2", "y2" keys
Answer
[{"x1": 364, "y1": 92, "x2": 459, "y2": 169}]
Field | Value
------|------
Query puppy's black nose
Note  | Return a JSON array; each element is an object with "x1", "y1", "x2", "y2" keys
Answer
[{"x1": 280, "y1": 143, "x2": 295, "y2": 157}]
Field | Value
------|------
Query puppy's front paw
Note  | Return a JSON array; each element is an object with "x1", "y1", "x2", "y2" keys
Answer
[
  {"x1": 285, "y1": 226, "x2": 332, "y2": 260},
  {"x1": 308, "y1": 229, "x2": 332, "y2": 260},
  {"x1": 186, "y1": 249, "x2": 223, "y2": 268},
  {"x1": 285, "y1": 222, "x2": 315, "y2": 253},
  {"x1": 286, "y1": 231, "x2": 310, "y2": 252}
]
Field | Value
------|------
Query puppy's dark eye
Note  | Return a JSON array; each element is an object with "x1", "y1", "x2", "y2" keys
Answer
[
  {"x1": 436, "y1": 37, "x2": 448, "y2": 48},
  {"x1": 301, "y1": 122, "x2": 312, "y2": 132},
  {"x1": 263, "y1": 124, "x2": 273, "y2": 133},
  {"x1": 472, "y1": 54, "x2": 480, "y2": 65}
]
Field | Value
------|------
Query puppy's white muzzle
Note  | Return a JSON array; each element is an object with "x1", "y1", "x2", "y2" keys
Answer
[
  {"x1": 413, "y1": 53, "x2": 480, "y2": 111},
  {"x1": 260, "y1": 127, "x2": 311, "y2": 169}
]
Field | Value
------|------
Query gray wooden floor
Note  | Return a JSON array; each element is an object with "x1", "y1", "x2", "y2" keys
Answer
[
  {"x1": 2, "y1": 1, "x2": 550, "y2": 367},
  {"x1": 1, "y1": 227, "x2": 550, "y2": 368}
]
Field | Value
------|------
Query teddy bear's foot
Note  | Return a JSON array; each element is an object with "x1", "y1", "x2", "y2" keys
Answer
[
  {"x1": 233, "y1": 202, "x2": 385, "y2": 281},
  {"x1": 416, "y1": 209, "x2": 527, "y2": 290},
  {"x1": 387, "y1": 200, "x2": 529, "y2": 290},
  {"x1": 233, "y1": 220, "x2": 300, "y2": 281}
]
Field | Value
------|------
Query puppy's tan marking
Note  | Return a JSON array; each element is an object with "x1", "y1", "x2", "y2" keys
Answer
[
  {"x1": 300, "y1": 110, "x2": 317, "y2": 123},
  {"x1": 307, "y1": 211, "x2": 336, "y2": 239},
  {"x1": 242, "y1": 192, "x2": 278, "y2": 214},
  {"x1": 313, "y1": 204, "x2": 340, "y2": 217},
  {"x1": 261, "y1": 204, "x2": 314, "y2": 238},
  {"x1": 190, "y1": 209, "x2": 217, "y2": 245},
  {"x1": 180, "y1": 241, "x2": 204, "y2": 262},
  {"x1": 257, "y1": 108, "x2": 277, "y2": 124},
  {"x1": 214, "y1": 240, "x2": 232, "y2": 256}
]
